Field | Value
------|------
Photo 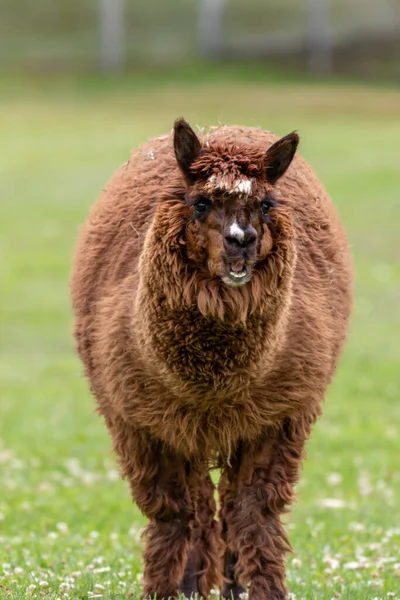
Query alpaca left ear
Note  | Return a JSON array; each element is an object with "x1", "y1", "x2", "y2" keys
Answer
[
  {"x1": 264, "y1": 132, "x2": 299, "y2": 184},
  {"x1": 173, "y1": 118, "x2": 202, "y2": 184}
]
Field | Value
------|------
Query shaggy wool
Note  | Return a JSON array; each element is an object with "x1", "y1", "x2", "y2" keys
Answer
[{"x1": 70, "y1": 121, "x2": 352, "y2": 600}]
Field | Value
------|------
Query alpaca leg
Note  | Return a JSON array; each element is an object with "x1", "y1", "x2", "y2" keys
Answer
[
  {"x1": 180, "y1": 472, "x2": 223, "y2": 598},
  {"x1": 220, "y1": 417, "x2": 312, "y2": 600},
  {"x1": 219, "y1": 457, "x2": 246, "y2": 600},
  {"x1": 180, "y1": 547, "x2": 201, "y2": 599},
  {"x1": 221, "y1": 548, "x2": 246, "y2": 600},
  {"x1": 110, "y1": 420, "x2": 194, "y2": 599}
]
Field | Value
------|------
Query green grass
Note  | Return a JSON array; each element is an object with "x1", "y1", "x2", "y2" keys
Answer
[{"x1": 1, "y1": 68, "x2": 400, "y2": 599}]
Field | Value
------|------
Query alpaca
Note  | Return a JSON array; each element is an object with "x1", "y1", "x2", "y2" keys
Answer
[{"x1": 70, "y1": 119, "x2": 352, "y2": 600}]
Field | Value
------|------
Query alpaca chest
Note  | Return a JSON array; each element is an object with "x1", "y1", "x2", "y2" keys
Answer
[{"x1": 147, "y1": 309, "x2": 266, "y2": 390}]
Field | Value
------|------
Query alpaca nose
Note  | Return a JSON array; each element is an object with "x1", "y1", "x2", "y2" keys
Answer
[{"x1": 224, "y1": 222, "x2": 257, "y2": 249}]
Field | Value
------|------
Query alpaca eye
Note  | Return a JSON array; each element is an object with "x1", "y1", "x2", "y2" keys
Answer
[
  {"x1": 194, "y1": 200, "x2": 210, "y2": 215},
  {"x1": 260, "y1": 202, "x2": 271, "y2": 216}
]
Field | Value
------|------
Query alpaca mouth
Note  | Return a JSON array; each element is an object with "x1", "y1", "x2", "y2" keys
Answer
[
  {"x1": 230, "y1": 265, "x2": 247, "y2": 279},
  {"x1": 222, "y1": 264, "x2": 250, "y2": 287}
]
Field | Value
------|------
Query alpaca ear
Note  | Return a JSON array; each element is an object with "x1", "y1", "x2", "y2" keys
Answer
[
  {"x1": 264, "y1": 132, "x2": 299, "y2": 184},
  {"x1": 173, "y1": 118, "x2": 202, "y2": 183}
]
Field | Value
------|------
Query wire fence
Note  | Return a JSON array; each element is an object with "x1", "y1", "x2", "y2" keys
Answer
[{"x1": 1, "y1": 0, "x2": 399, "y2": 77}]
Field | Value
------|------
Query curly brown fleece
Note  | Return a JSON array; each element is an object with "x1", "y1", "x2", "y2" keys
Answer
[{"x1": 70, "y1": 122, "x2": 352, "y2": 600}]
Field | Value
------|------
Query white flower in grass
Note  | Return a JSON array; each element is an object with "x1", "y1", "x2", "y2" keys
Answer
[
  {"x1": 239, "y1": 593, "x2": 249, "y2": 600},
  {"x1": 349, "y1": 522, "x2": 365, "y2": 532},
  {"x1": 93, "y1": 567, "x2": 110, "y2": 574},
  {"x1": 26, "y1": 584, "x2": 37, "y2": 593},
  {"x1": 367, "y1": 580, "x2": 384, "y2": 587},
  {"x1": 59, "y1": 582, "x2": 73, "y2": 592},
  {"x1": 39, "y1": 580, "x2": 49, "y2": 587},
  {"x1": 210, "y1": 590, "x2": 219, "y2": 596},
  {"x1": 129, "y1": 525, "x2": 143, "y2": 541},
  {"x1": 323, "y1": 555, "x2": 340, "y2": 571},
  {"x1": 358, "y1": 471, "x2": 373, "y2": 496},
  {"x1": 344, "y1": 562, "x2": 362, "y2": 570},
  {"x1": 56, "y1": 522, "x2": 69, "y2": 534},
  {"x1": 326, "y1": 473, "x2": 342, "y2": 486},
  {"x1": 14, "y1": 567, "x2": 23, "y2": 575},
  {"x1": 320, "y1": 498, "x2": 346, "y2": 509},
  {"x1": 107, "y1": 469, "x2": 120, "y2": 482},
  {"x1": 291, "y1": 558, "x2": 302, "y2": 568}
]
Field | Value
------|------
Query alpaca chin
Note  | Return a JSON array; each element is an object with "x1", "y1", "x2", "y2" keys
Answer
[{"x1": 221, "y1": 267, "x2": 251, "y2": 287}]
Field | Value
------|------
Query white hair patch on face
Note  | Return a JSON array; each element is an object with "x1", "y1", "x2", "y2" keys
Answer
[
  {"x1": 229, "y1": 220, "x2": 245, "y2": 241},
  {"x1": 234, "y1": 179, "x2": 252, "y2": 195},
  {"x1": 206, "y1": 175, "x2": 253, "y2": 196}
]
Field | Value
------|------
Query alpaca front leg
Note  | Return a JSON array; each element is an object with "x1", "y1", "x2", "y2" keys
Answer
[
  {"x1": 180, "y1": 472, "x2": 223, "y2": 599},
  {"x1": 110, "y1": 421, "x2": 194, "y2": 599},
  {"x1": 220, "y1": 549, "x2": 246, "y2": 600},
  {"x1": 142, "y1": 512, "x2": 194, "y2": 599},
  {"x1": 138, "y1": 457, "x2": 194, "y2": 600},
  {"x1": 220, "y1": 417, "x2": 311, "y2": 600},
  {"x1": 219, "y1": 457, "x2": 246, "y2": 600}
]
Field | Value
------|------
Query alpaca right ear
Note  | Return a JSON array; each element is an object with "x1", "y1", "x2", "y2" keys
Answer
[{"x1": 173, "y1": 118, "x2": 202, "y2": 184}]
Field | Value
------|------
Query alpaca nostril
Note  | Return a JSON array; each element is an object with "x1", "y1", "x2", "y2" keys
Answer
[
  {"x1": 225, "y1": 236, "x2": 242, "y2": 248},
  {"x1": 244, "y1": 228, "x2": 257, "y2": 246}
]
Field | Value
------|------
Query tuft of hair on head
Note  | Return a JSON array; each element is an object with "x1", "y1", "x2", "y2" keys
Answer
[
  {"x1": 173, "y1": 118, "x2": 202, "y2": 184},
  {"x1": 264, "y1": 132, "x2": 299, "y2": 185}
]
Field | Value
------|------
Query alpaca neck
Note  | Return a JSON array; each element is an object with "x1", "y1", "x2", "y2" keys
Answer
[{"x1": 133, "y1": 221, "x2": 294, "y2": 395}]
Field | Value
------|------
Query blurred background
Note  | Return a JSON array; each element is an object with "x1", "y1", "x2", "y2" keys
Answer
[
  {"x1": 1, "y1": 0, "x2": 400, "y2": 77},
  {"x1": 1, "y1": 1, "x2": 400, "y2": 598}
]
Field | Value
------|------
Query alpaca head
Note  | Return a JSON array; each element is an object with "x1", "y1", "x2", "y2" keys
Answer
[{"x1": 173, "y1": 118, "x2": 299, "y2": 289}]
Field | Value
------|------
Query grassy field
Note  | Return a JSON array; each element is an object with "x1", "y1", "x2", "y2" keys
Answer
[{"x1": 1, "y1": 67, "x2": 400, "y2": 599}]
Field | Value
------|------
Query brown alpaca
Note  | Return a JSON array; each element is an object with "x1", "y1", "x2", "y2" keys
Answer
[{"x1": 70, "y1": 119, "x2": 352, "y2": 600}]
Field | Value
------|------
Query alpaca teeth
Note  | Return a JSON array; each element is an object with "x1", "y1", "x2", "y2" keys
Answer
[{"x1": 230, "y1": 268, "x2": 246, "y2": 278}]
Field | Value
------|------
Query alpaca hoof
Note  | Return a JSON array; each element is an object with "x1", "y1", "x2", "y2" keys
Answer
[
  {"x1": 141, "y1": 591, "x2": 178, "y2": 600},
  {"x1": 221, "y1": 583, "x2": 247, "y2": 600},
  {"x1": 248, "y1": 586, "x2": 286, "y2": 600}
]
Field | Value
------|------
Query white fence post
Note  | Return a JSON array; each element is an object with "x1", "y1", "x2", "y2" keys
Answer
[
  {"x1": 307, "y1": 0, "x2": 333, "y2": 73},
  {"x1": 99, "y1": 0, "x2": 125, "y2": 73},
  {"x1": 198, "y1": 0, "x2": 226, "y2": 59}
]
